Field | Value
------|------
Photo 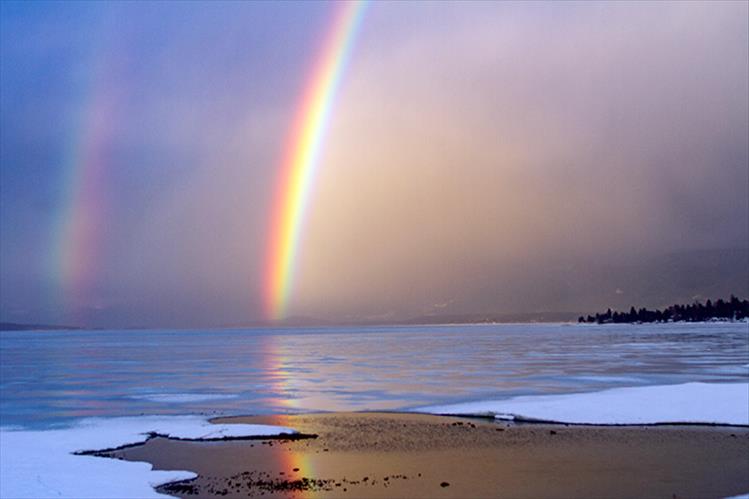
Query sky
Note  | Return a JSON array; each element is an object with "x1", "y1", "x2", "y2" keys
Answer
[{"x1": 1, "y1": 1, "x2": 747, "y2": 328}]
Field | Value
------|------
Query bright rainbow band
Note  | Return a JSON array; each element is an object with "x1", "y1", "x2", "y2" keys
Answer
[{"x1": 265, "y1": 1, "x2": 368, "y2": 320}]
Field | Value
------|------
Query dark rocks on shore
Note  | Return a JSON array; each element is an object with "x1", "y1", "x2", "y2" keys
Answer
[{"x1": 161, "y1": 470, "x2": 427, "y2": 497}]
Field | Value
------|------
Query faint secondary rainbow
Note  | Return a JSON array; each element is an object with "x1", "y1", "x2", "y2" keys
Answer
[
  {"x1": 265, "y1": 1, "x2": 368, "y2": 320},
  {"x1": 54, "y1": 46, "x2": 116, "y2": 322}
]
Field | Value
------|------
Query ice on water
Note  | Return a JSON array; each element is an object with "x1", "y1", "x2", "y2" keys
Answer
[
  {"x1": 130, "y1": 393, "x2": 239, "y2": 403},
  {"x1": 2, "y1": 322, "x2": 747, "y2": 427}
]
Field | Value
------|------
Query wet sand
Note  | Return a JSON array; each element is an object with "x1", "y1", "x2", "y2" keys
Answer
[{"x1": 105, "y1": 412, "x2": 749, "y2": 498}]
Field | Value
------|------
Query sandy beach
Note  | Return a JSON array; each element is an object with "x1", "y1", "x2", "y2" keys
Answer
[{"x1": 103, "y1": 412, "x2": 749, "y2": 498}]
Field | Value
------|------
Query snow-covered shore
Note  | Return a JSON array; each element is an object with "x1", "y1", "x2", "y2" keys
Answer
[
  {"x1": 2, "y1": 382, "x2": 748, "y2": 498},
  {"x1": 0, "y1": 415, "x2": 296, "y2": 498},
  {"x1": 417, "y1": 382, "x2": 749, "y2": 425}
]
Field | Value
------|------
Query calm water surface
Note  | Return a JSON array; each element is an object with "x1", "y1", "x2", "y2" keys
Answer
[{"x1": 1, "y1": 323, "x2": 747, "y2": 428}]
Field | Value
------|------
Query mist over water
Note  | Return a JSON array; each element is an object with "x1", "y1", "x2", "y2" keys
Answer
[{"x1": 2, "y1": 323, "x2": 747, "y2": 429}]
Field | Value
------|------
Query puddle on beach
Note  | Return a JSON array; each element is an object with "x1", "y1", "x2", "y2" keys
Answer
[{"x1": 103, "y1": 413, "x2": 749, "y2": 499}]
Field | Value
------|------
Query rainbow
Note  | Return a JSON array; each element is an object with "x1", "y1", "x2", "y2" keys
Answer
[
  {"x1": 55, "y1": 51, "x2": 116, "y2": 323},
  {"x1": 265, "y1": 1, "x2": 368, "y2": 321}
]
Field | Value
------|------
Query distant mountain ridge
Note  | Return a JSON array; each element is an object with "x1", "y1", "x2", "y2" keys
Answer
[
  {"x1": 4, "y1": 248, "x2": 746, "y2": 330},
  {"x1": 0, "y1": 322, "x2": 82, "y2": 331}
]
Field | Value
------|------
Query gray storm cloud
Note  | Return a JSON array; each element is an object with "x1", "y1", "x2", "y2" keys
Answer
[
  {"x1": 1, "y1": 1, "x2": 746, "y2": 326},
  {"x1": 293, "y1": 1, "x2": 748, "y2": 320}
]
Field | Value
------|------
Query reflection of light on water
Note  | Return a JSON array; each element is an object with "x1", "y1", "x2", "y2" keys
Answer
[
  {"x1": 266, "y1": 415, "x2": 315, "y2": 499},
  {"x1": 258, "y1": 334, "x2": 416, "y2": 413},
  {"x1": 259, "y1": 334, "x2": 304, "y2": 411},
  {"x1": 2, "y1": 323, "x2": 748, "y2": 428}
]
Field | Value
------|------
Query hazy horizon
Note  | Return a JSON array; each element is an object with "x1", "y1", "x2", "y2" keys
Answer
[{"x1": 2, "y1": 1, "x2": 747, "y2": 328}]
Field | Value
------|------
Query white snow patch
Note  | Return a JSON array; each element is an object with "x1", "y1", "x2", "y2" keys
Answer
[
  {"x1": 130, "y1": 393, "x2": 238, "y2": 403},
  {"x1": 0, "y1": 415, "x2": 296, "y2": 498},
  {"x1": 417, "y1": 382, "x2": 749, "y2": 425},
  {"x1": 724, "y1": 494, "x2": 749, "y2": 499}
]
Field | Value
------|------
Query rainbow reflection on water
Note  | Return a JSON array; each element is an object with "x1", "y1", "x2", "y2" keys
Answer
[{"x1": 1, "y1": 323, "x2": 747, "y2": 430}]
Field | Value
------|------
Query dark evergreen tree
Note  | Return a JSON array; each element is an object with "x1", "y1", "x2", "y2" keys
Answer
[{"x1": 582, "y1": 296, "x2": 749, "y2": 324}]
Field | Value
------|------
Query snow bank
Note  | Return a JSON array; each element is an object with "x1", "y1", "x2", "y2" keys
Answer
[
  {"x1": 0, "y1": 415, "x2": 296, "y2": 498},
  {"x1": 418, "y1": 382, "x2": 749, "y2": 425}
]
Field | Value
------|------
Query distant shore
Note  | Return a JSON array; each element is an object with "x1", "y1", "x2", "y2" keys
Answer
[
  {"x1": 106, "y1": 412, "x2": 749, "y2": 499},
  {"x1": 4, "y1": 318, "x2": 749, "y2": 332}
]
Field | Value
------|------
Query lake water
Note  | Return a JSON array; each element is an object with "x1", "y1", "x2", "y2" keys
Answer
[{"x1": 1, "y1": 322, "x2": 747, "y2": 429}]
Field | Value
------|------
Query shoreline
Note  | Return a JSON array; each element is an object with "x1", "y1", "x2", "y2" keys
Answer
[
  {"x1": 4, "y1": 318, "x2": 747, "y2": 333},
  {"x1": 104, "y1": 412, "x2": 749, "y2": 498}
]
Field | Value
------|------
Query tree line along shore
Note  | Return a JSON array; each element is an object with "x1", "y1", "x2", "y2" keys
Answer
[{"x1": 579, "y1": 295, "x2": 749, "y2": 324}]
